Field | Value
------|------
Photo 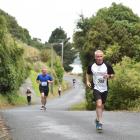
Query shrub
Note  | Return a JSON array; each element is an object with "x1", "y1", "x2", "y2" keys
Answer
[
  {"x1": 0, "y1": 33, "x2": 29, "y2": 94},
  {"x1": 106, "y1": 57, "x2": 140, "y2": 110}
]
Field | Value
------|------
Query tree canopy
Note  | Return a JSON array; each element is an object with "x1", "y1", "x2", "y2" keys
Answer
[
  {"x1": 74, "y1": 3, "x2": 140, "y2": 67},
  {"x1": 0, "y1": 15, "x2": 29, "y2": 94}
]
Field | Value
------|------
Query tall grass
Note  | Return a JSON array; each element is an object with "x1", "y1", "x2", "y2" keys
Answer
[
  {"x1": 70, "y1": 101, "x2": 87, "y2": 111},
  {"x1": 30, "y1": 70, "x2": 40, "y2": 96},
  {"x1": 0, "y1": 93, "x2": 26, "y2": 108}
]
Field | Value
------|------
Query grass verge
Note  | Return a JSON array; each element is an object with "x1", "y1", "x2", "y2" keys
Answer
[
  {"x1": 0, "y1": 93, "x2": 26, "y2": 109},
  {"x1": 30, "y1": 70, "x2": 40, "y2": 96},
  {"x1": 70, "y1": 100, "x2": 87, "y2": 111}
]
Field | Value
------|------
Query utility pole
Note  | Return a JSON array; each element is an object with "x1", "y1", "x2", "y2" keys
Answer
[
  {"x1": 51, "y1": 44, "x2": 53, "y2": 71},
  {"x1": 60, "y1": 37, "x2": 70, "y2": 66},
  {"x1": 50, "y1": 43, "x2": 54, "y2": 95},
  {"x1": 62, "y1": 42, "x2": 64, "y2": 66},
  {"x1": 60, "y1": 42, "x2": 64, "y2": 66}
]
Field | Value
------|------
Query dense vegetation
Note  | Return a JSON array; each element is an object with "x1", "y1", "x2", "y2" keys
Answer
[
  {"x1": 106, "y1": 57, "x2": 140, "y2": 110},
  {"x1": 0, "y1": 15, "x2": 29, "y2": 95},
  {"x1": 73, "y1": 3, "x2": 140, "y2": 110}
]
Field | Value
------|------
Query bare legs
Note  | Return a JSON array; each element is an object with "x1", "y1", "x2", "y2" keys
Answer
[
  {"x1": 41, "y1": 93, "x2": 47, "y2": 106},
  {"x1": 96, "y1": 99, "x2": 104, "y2": 123}
]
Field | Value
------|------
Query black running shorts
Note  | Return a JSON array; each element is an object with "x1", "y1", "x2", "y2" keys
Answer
[
  {"x1": 39, "y1": 85, "x2": 49, "y2": 96},
  {"x1": 93, "y1": 89, "x2": 108, "y2": 104}
]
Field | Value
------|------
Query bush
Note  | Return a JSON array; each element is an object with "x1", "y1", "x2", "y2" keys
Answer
[
  {"x1": 0, "y1": 33, "x2": 29, "y2": 94},
  {"x1": 7, "y1": 92, "x2": 26, "y2": 105},
  {"x1": 106, "y1": 57, "x2": 140, "y2": 110},
  {"x1": 85, "y1": 88, "x2": 96, "y2": 110},
  {"x1": 54, "y1": 56, "x2": 64, "y2": 83},
  {"x1": 40, "y1": 48, "x2": 50, "y2": 62}
]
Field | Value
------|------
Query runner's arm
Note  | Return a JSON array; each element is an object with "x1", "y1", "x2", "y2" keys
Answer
[
  {"x1": 48, "y1": 75, "x2": 53, "y2": 83},
  {"x1": 36, "y1": 75, "x2": 41, "y2": 84},
  {"x1": 86, "y1": 65, "x2": 93, "y2": 87},
  {"x1": 86, "y1": 73, "x2": 92, "y2": 88},
  {"x1": 107, "y1": 63, "x2": 115, "y2": 79},
  {"x1": 48, "y1": 80, "x2": 53, "y2": 83}
]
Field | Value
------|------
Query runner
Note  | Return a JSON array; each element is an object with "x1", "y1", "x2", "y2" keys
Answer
[
  {"x1": 86, "y1": 50, "x2": 114, "y2": 131},
  {"x1": 36, "y1": 67, "x2": 53, "y2": 110},
  {"x1": 58, "y1": 85, "x2": 62, "y2": 97},
  {"x1": 26, "y1": 87, "x2": 32, "y2": 105},
  {"x1": 72, "y1": 78, "x2": 76, "y2": 88}
]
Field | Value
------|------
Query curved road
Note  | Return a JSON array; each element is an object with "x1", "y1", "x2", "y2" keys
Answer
[{"x1": 1, "y1": 75, "x2": 140, "y2": 140}]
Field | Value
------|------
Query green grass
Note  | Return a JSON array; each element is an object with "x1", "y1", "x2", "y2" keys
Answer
[
  {"x1": 0, "y1": 93, "x2": 26, "y2": 109},
  {"x1": 70, "y1": 101, "x2": 87, "y2": 111},
  {"x1": 30, "y1": 70, "x2": 40, "y2": 96},
  {"x1": 0, "y1": 94, "x2": 9, "y2": 108},
  {"x1": 7, "y1": 92, "x2": 27, "y2": 105}
]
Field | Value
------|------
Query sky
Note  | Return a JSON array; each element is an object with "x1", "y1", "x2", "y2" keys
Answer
[{"x1": 0, "y1": 0, "x2": 140, "y2": 43}]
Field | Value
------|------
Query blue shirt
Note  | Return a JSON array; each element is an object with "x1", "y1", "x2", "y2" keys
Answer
[{"x1": 36, "y1": 74, "x2": 53, "y2": 87}]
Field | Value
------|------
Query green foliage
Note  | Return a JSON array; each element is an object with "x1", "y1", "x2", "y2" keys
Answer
[
  {"x1": 0, "y1": 31, "x2": 29, "y2": 94},
  {"x1": 85, "y1": 88, "x2": 95, "y2": 110},
  {"x1": 0, "y1": 93, "x2": 26, "y2": 107},
  {"x1": 40, "y1": 48, "x2": 51, "y2": 62},
  {"x1": 48, "y1": 27, "x2": 77, "y2": 71},
  {"x1": 74, "y1": 3, "x2": 140, "y2": 65},
  {"x1": 63, "y1": 43, "x2": 77, "y2": 71},
  {"x1": 106, "y1": 57, "x2": 140, "y2": 110},
  {"x1": 48, "y1": 27, "x2": 67, "y2": 43},
  {"x1": 53, "y1": 56, "x2": 64, "y2": 83},
  {"x1": 30, "y1": 70, "x2": 40, "y2": 96},
  {"x1": 7, "y1": 92, "x2": 26, "y2": 105},
  {"x1": 30, "y1": 38, "x2": 44, "y2": 48},
  {"x1": 70, "y1": 101, "x2": 87, "y2": 111},
  {"x1": 105, "y1": 44, "x2": 122, "y2": 63}
]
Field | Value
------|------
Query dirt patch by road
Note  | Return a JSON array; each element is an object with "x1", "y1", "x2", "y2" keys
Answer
[{"x1": 0, "y1": 115, "x2": 11, "y2": 140}]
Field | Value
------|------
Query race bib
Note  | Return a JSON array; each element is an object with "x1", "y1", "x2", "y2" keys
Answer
[
  {"x1": 98, "y1": 78, "x2": 105, "y2": 84},
  {"x1": 41, "y1": 82, "x2": 47, "y2": 86}
]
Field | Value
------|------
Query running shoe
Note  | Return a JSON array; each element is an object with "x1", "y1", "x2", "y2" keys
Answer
[
  {"x1": 96, "y1": 123, "x2": 103, "y2": 130},
  {"x1": 43, "y1": 106, "x2": 46, "y2": 110},
  {"x1": 40, "y1": 106, "x2": 44, "y2": 110}
]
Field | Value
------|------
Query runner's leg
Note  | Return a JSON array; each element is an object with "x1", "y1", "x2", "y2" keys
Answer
[
  {"x1": 96, "y1": 99, "x2": 103, "y2": 123},
  {"x1": 44, "y1": 96, "x2": 47, "y2": 106},
  {"x1": 41, "y1": 92, "x2": 45, "y2": 106}
]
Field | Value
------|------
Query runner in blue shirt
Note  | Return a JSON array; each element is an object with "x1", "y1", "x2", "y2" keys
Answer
[{"x1": 36, "y1": 67, "x2": 53, "y2": 110}]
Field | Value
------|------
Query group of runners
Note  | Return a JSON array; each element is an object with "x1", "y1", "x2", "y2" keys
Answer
[{"x1": 27, "y1": 49, "x2": 114, "y2": 131}]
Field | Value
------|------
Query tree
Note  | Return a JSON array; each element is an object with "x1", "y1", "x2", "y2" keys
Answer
[
  {"x1": 74, "y1": 3, "x2": 140, "y2": 66},
  {"x1": 0, "y1": 15, "x2": 29, "y2": 94},
  {"x1": 48, "y1": 27, "x2": 77, "y2": 71},
  {"x1": 48, "y1": 27, "x2": 67, "y2": 43}
]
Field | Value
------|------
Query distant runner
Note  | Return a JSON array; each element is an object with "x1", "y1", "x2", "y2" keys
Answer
[
  {"x1": 58, "y1": 85, "x2": 62, "y2": 97},
  {"x1": 72, "y1": 78, "x2": 76, "y2": 88},
  {"x1": 36, "y1": 67, "x2": 53, "y2": 110},
  {"x1": 26, "y1": 87, "x2": 32, "y2": 105},
  {"x1": 86, "y1": 50, "x2": 114, "y2": 131}
]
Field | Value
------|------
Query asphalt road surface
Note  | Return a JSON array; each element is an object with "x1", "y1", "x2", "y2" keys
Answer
[{"x1": 1, "y1": 75, "x2": 140, "y2": 140}]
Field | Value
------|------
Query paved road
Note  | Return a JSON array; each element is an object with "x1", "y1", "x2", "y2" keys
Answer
[{"x1": 1, "y1": 75, "x2": 140, "y2": 140}]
